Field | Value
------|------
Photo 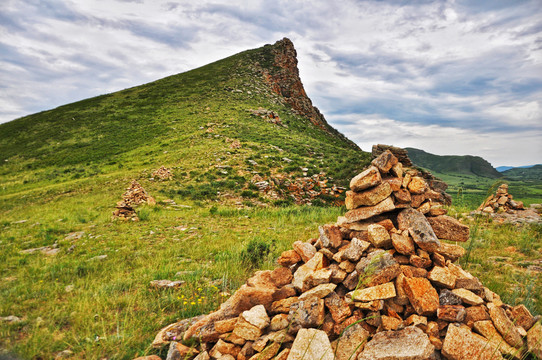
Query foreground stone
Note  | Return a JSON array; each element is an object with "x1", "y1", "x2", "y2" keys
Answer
[
  {"x1": 350, "y1": 166, "x2": 382, "y2": 192},
  {"x1": 397, "y1": 208, "x2": 440, "y2": 252},
  {"x1": 487, "y1": 303, "x2": 524, "y2": 348},
  {"x1": 345, "y1": 182, "x2": 392, "y2": 209},
  {"x1": 332, "y1": 322, "x2": 369, "y2": 360},
  {"x1": 442, "y1": 324, "x2": 504, "y2": 360},
  {"x1": 348, "y1": 282, "x2": 396, "y2": 302},
  {"x1": 403, "y1": 277, "x2": 439, "y2": 316},
  {"x1": 527, "y1": 321, "x2": 542, "y2": 358},
  {"x1": 427, "y1": 215, "x2": 469, "y2": 242},
  {"x1": 358, "y1": 326, "x2": 434, "y2": 360},
  {"x1": 286, "y1": 328, "x2": 334, "y2": 360},
  {"x1": 344, "y1": 197, "x2": 395, "y2": 223}
]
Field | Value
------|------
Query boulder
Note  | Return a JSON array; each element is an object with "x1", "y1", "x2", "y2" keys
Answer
[{"x1": 358, "y1": 326, "x2": 434, "y2": 360}]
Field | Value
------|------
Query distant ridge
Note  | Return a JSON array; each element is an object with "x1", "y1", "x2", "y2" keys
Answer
[
  {"x1": 496, "y1": 164, "x2": 540, "y2": 172},
  {"x1": 502, "y1": 164, "x2": 542, "y2": 181},
  {"x1": 405, "y1": 147, "x2": 502, "y2": 178}
]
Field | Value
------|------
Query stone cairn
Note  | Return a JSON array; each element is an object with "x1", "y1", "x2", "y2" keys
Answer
[
  {"x1": 153, "y1": 166, "x2": 174, "y2": 181},
  {"x1": 149, "y1": 150, "x2": 541, "y2": 360},
  {"x1": 478, "y1": 184, "x2": 525, "y2": 214},
  {"x1": 113, "y1": 180, "x2": 155, "y2": 221}
]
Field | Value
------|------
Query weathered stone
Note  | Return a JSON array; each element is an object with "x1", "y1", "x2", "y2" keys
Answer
[
  {"x1": 436, "y1": 242, "x2": 466, "y2": 262},
  {"x1": 404, "y1": 314, "x2": 428, "y2": 328},
  {"x1": 451, "y1": 288, "x2": 484, "y2": 306},
  {"x1": 167, "y1": 341, "x2": 199, "y2": 360},
  {"x1": 152, "y1": 315, "x2": 205, "y2": 348},
  {"x1": 299, "y1": 283, "x2": 336, "y2": 300},
  {"x1": 350, "y1": 166, "x2": 382, "y2": 192},
  {"x1": 277, "y1": 250, "x2": 301, "y2": 267},
  {"x1": 269, "y1": 314, "x2": 289, "y2": 331},
  {"x1": 193, "y1": 351, "x2": 210, "y2": 360},
  {"x1": 454, "y1": 277, "x2": 483, "y2": 292},
  {"x1": 384, "y1": 177, "x2": 403, "y2": 191},
  {"x1": 427, "y1": 216, "x2": 469, "y2": 242},
  {"x1": 437, "y1": 305, "x2": 466, "y2": 322},
  {"x1": 271, "y1": 297, "x2": 299, "y2": 314},
  {"x1": 473, "y1": 320, "x2": 522, "y2": 360},
  {"x1": 395, "y1": 272, "x2": 410, "y2": 305},
  {"x1": 403, "y1": 277, "x2": 439, "y2": 316},
  {"x1": 410, "y1": 194, "x2": 425, "y2": 208},
  {"x1": 249, "y1": 342, "x2": 280, "y2": 360},
  {"x1": 483, "y1": 287, "x2": 503, "y2": 305},
  {"x1": 510, "y1": 304, "x2": 536, "y2": 331},
  {"x1": 527, "y1": 321, "x2": 542, "y2": 358},
  {"x1": 219, "y1": 331, "x2": 246, "y2": 346},
  {"x1": 394, "y1": 188, "x2": 412, "y2": 203},
  {"x1": 274, "y1": 349, "x2": 290, "y2": 360},
  {"x1": 417, "y1": 201, "x2": 431, "y2": 214},
  {"x1": 409, "y1": 254, "x2": 432, "y2": 268},
  {"x1": 273, "y1": 285, "x2": 296, "y2": 302},
  {"x1": 292, "y1": 241, "x2": 316, "y2": 263},
  {"x1": 342, "y1": 270, "x2": 359, "y2": 290},
  {"x1": 324, "y1": 291, "x2": 352, "y2": 323},
  {"x1": 292, "y1": 252, "x2": 326, "y2": 291},
  {"x1": 342, "y1": 238, "x2": 370, "y2": 262},
  {"x1": 344, "y1": 197, "x2": 395, "y2": 223},
  {"x1": 439, "y1": 289, "x2": 462, "y2": 306},
  {"x1": 287, "y1": 328, "x2": 334, "y2": 360},
  {"x1": 345, "y1": 182, "x2": 393, "y2": 209},
  {"x1": 134, "y1": 356, "x2": 162, "y2": 360},
  {"x1": 332, "y1": 322, "x2": 370, "y2": 360},
  {"x1": 381, "y1": 315, "x2": 402, "y2": 330},
  {"x1": 391, "y1": 232, "x2": 415, "y2": 255},
  {"x1": 356, "y1": 250, "x2": 400, "y2": 287},
  {"x1": 487, "y1": 302, "x2": 524, "y2": 348},
  {"x1": 288, "y1": 296, "x2": 325, "y2": 333},
  {"x1": 348, "y1": 282, "x2": 396, "y2": 302},
  {"x1": 215, "y1": 318, "x2": 238, "y2": 334},
  {"x1": 397, "y1": 208, "x2": 440, "y2": 252},
  {"x1": 428, "y1": 266, "x2": 456, "y2": 289},
  {"x1": 429, "y1": 205, "x2": 447, "y2": 216},
  {"x1": 270, "y1": 267, "x2": 293, "y2": 288},
  {"x1": 367, "y1": 224, "x2": 392, "y2": 248},
  {"x1": 241, "y1": 305, "x2": 270, "y2": 330},
  {"x1": 339, "y1": 260, "x2": 356, "y2": 273},
  {"x1": 318, "y1": 224, "x2": 343, "y2": 249},
  {"x1": 371, "y1": 150, "x2": 399, "y2": 173},
  {"x1": 358, "y1": 326, "x2": 434, "y2": 360},
  {"x1": 354, "y1": 299, "x2": 384, "y2": 311},
  {"x1": 391, "y1": 162, "x2": 403, "y2": 178},
  {"x1": 465, "y1": 305, "x2": 491, "y2": 327},
  {"x1": 442, "y1": 324, "x2": 504, "y2": 360},
  {"x1": 233, "y1": 318, "x2": 263, "y2": 341},
  {"x1": 400, "y1": 265, "x2": 428, "y2": 278},
  {"x1": 408, "y1": 176, "x2": 427, "y2": 194},
  {"x1": 328, "y1": 264, "x2": 347, "y2": 283},
  {"x1": 150, "y1": 280, "x2": 185, "y2": 289},
  {"x1": 210, "y1": 339, "x2": 239, "y2": 358}
]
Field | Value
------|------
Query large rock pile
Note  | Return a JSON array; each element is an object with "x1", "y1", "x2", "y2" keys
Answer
[
  {"x1": 113, "y1": 180, "x2": 155, "y2": 221},
  {"x1": 478, "y1": 184, "x2": 524, "y2": 214},
  {"x1": 150, "y1": 151, "x2": 541, "y2": 360}
]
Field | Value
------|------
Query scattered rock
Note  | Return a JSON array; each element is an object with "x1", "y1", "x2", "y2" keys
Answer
[{"x1": 150, "y1": 280, "x2": 185, "y2": 289}]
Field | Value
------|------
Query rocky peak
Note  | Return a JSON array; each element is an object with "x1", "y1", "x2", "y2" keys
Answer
[{"x1": 262, "y1": 38, "x2": 360, "y2": 150}]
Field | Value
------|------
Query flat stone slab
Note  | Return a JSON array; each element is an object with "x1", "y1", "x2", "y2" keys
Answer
[
  {"x1": 287, "y1": 328, "x2": 334, "y2": 360},
  {"x1": 442, "y1": 324, "x2": 503, "y2": 360},
  {"x1": 397, "y1": 208, "x2": 440, "y2": 252},
  {"x1": 358, "y1": 326, "x2": 434, "y2": 360}
]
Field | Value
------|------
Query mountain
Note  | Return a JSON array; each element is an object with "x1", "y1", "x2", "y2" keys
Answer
[
  {"x1": 496, "y1": 165, "x2": 539, "y2": 172},
  {"x1": 405, "y1": 147, "x2": 502, "y2": 178},
  {"x1": 502, "y1": 164, "x2": 542, "y2": 181},
  {"x1": 0, "y1": 38, "x2": 370, "y2": 205}
]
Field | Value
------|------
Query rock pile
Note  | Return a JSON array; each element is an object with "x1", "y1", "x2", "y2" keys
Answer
[
  {"x1": 478, "y1": 184, "x2": 525, "y2": 213},
  {"x1": 113, "y1": 180, "x2": 155, "y2": 221},
  {"x1": 249, "y1": 108, "x2": 286, "y2": 127},
  {"x1": 149, "y1": 150, "x2": 541, "y2": 360},
  {"x1": 153, "y1": 166, "x2": 174, "y2": 181}
]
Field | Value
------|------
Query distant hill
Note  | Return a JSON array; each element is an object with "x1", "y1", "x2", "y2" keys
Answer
[
  {"x1": 0, "y1": 38, "x2": 371, "y2": 205},
  {"x1": 502, "y1": 164, "x2": 542, "y2": 181},
  {"x1": 405, "y1": 148, "x2": 502, "y2": 178},
  {"x1": 496, "y1": 165, "x2": 539, "y2": 172}
]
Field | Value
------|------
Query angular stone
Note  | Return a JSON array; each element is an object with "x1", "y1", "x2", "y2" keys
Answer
[
  {"x1": 328, "y1": 264, "x2": 347, "y2": 283},
  {"x1": 391, "y1": 162, "x2": 403, "y2": 178},
  {"x1": 408, "y1": 176, "x2": 427, "y2": 194},
  {"x1": 437, "y1": 305, "x2": 466, "y2": 322},
  {"x1": 215, "y1": 318, "x2": 238, "y2": 334},
  {"x1": 417, "y1": 201, "x2": 431, "y2": 214},
  {"x1": 395, "y1": 272, "x2": 410, "y2": 305},
  {"x1": 318, "y1": 224, "x2": 343, "y2": 249},
  {"x1": 527, "y1": 321, "x2": 542, "y2": 359},
  {"x1": 342, "y1": 238, "x2": 370, "y2": 262},
  {"x1": 342, "y1": 270, "x2": 359, "y2": 290},
  {"x1": 210, "y1": 339, "x2": 239, "y2": 358},
  {"x1": 324, "y1": 291, "x2": 352, "y2": 323},
  {"x1": 439, "y1": 289, "x2": 462, "y2": 306},
  {"x1": 292, "y1": 252, "x2": 326, "y2": 291},
  {"x1": 465, "y1": 305, "x2": 491, "y2": 327},
  {"x1": 429, "y1": 205, "x2": 447, "y2": 216},
  {"x1": 270, "y1": 267, "x2": 293, "y2": 288},
  {"x1": 487, "y1": 303, "x2": 524, "y2": 348},
  {"x1": 152, "y1": 315, "x2": 205, "y2": 348},
  {"x1": 274, "y1": 349, "x2": 290, "y2": 360},
  {"x1": 367, "y1": 224, "x2": 392, "y2": 248},
  {"x1": 391, "y1": 232, "x2": 415, "y2": 255},
  {"x1": 427, "y1": 216, "x2": 469, "y2": 242},
  {"x1": 455, "y1": 277, "x2": 483, "y2": 292},
  {"x1": 233, "y1": 318, "x2": 263, "y2": 341},
  {"x1": 354, "y1": 300, "x2": 384, "y2": 311},
  {"x1": 358, "y1": 326, "x2": 434, "y2": 360},
  {"x1": 287, "y1": 328, "x2": 334, "y2": 360},
  {"x1": 442, "y1": 324, "x2": 503, "y2": 360},
  {"x1": 473, "y1": 320, "x2": 522, "y2": 359},
  {"x1": 397, "y1": 208, "x2": 440, "y2": 252},
  {"x1": 409, "y1": 254, "x2": 432, "y2": 268},
  {"x1": 510, "y1": 304, "x2": 536, "y2": 331},
  {"x1": 350, "y1": 165, "x2": 382, "y2": 192},
  {"x1": 344, "y1": 197, "x2": 395, "y2": 223},
  {"x1": 269, "y1": 314, "x2": 289, "y2": 331},
  {"x1": 436, "y1": 242, "x2": 466, "y2": 262},
  {"x1": 403, "y1": 277, "x2": 439, "y2": 316},
  {"x1": 288, "y1": 296, "x2": 325, "y2": 333},
  {"x1": 273, "y1": 285, "x2": 296, "y2": 302},
  {"x1": 277, "y1": 250, "x2": 301, "y2": 267},
  {"x1": 167, "y1": 341, "x2": 199, "y2": 360},
  {"x1": 348, "y1": 282, "x2": 396, "y2": 302},
  {"x1": 292, "y1": 241, "x2": 316, "y2": 263},
  {"x1": 332, "y1": 322, "x2": 370, "y2": 360},
  {"x1": 428, "y1": 266, "x2": 456, "y2": 289},
  {"x1": 451, "y1": 288, "x2": 484, "y2": 306},
  {"x1": 356, "y1": 250, "x2": 400, "y2": 287},
  {"x1": 371, "y1": 150, "x2": 399, "y2": 174},
  {"x1": 381, "y1": 315, "x2": 402, "y2": 330},
  {"x1": 249, "y1": 342, "x2": 280, "y2": 360},
  {"x1": 240, "y1": 305, "x2": 269, "y2": 329},
  {"x1": 339, "y1": 260, "x2": 356, "y2": 273},
  {"x1": 270, "y1": 297, "x2": 298, "y2": 314},
  {"x1": 345, "y1": 182, "x2": 392, "y2": 209},
  {"x1": 404, "y1": 314, "x2": 427, "y2": 328},
  {"x1": 384, "y1": 177, "x2": 402, "y2": 191},
  {"x1": 394, "y1": 188, "x2": 412, "y2": 203},
  {"x1": 299, "y1": 283, "x2": 336, "y2": 300}
]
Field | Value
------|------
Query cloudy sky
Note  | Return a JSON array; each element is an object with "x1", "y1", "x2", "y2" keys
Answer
[{"x1": 1, "y1": 0, "x2": 541, "y2": 167}]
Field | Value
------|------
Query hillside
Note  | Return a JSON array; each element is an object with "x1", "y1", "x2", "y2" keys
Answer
[
  {"x1": 502, "y1": 165, "x2": 542, "y2": 181},
  {"x1": 405, "y1": 147, "x2": 502, "y2": 178},
  {"x1": 0, "y1": 38, "x2": 370, "y2": 206}
]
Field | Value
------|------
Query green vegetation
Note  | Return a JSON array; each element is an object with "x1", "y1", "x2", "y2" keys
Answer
[{"x1": 503, "y1": 164, "x2": 542, "y2": 181}]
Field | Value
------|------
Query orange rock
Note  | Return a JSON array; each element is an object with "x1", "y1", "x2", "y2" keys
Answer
[{"x1": 403, "y1": 277, "x2": 439, "y2": 316}]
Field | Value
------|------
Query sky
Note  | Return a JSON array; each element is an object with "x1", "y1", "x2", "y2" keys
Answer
[{"x1": 1, "y1": 0, "x2": 541, "y2": 167}]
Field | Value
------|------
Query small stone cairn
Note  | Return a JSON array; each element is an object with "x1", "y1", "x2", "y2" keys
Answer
[
  {"x1": 153, "y1": 166, "x2": 174, "y2": 181},
  {"x1": 113, "y1": 180, "x2": 155, "y2": 221},
  {"x1": 149, "y1": 151, "x2": 541, "y2": 360},
  {"x1": 478, "y1": 184, "x2": 524, "y2": 214}
]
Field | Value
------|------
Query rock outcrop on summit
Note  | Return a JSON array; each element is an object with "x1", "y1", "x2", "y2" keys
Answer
[{"x1": 150, "y1": 149, "x2": 541, "y2": 360}]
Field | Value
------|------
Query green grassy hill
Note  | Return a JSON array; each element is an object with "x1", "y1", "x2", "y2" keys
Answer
[
  {"x1": 0, "y1": 38, "x2": 369, "y2": 207},
  {"x1": 503, "y1": 164, "x2": 542, "y2": 181},
  {"x1": 406, "y1": 147, "x2": 502, "y2": 178}
]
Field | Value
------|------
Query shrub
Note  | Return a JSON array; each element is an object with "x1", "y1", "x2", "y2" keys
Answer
[{"x1": 240, "y1": 238, "x2": 274, "y2": 268}]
